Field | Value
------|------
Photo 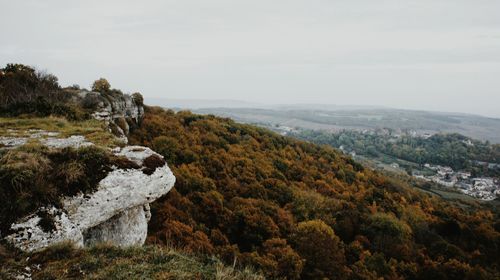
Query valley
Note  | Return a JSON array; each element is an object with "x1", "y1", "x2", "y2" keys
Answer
[{"x1": 190, "y1": 106, "x2": 500, "y2": 203}]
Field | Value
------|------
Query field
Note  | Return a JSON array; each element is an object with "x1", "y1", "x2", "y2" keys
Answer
[{"x1": 192, "y1": 107, "x2": 500, "y2": 143}]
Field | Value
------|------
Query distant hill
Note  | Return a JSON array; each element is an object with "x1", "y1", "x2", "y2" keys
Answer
[
  {"x1": 146, "y1": 97, "x2": 264, "y2": 110},
  {"x1": 190, "y1": 107, "x2": 500, "y2": 143}
]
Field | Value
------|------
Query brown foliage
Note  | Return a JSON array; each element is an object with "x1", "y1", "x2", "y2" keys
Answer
[
  {"x1": 292, "y1": 220, "x2": 348, "y2": 279},
  {"x1": 91, "y1": 78, "x2": 110, "y2": 93},
  {"x1": 142, "y1": 154, "x2": 166, "y2": 175},
  {"x1": 129, "y1": 107, "x2": 500, "y2": 279}
]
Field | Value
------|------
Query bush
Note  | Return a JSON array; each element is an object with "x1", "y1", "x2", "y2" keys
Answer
[
  {"x1": 91, "y1": 78, "x2": 110, "y2": 93},
  {"x1": 81, "y1": 92, "x2": 102, "y2": 109},
  {"x1": 152, "y1": 136, "x2": 179, "y2": 164},
  {"x1": 0, "y1": 64, "x2": 90, "y2": 120},
  {"x1": 0, "y1": 64, "x2": 60, "y2": 105},
  {"x1": 292, "y1": 220, "x2": 347, "y2": 279},
  {"x1": 132, "y1": 92, "x2": 144, "y2": 106},
  {"x1": 363, "y1": 213, "x2": 413, "y2": 259},
  {"x1": 260, "y1": 238, "x2": 303, "y2": 279},
  {"x1": 142, "y1": 154, "x2": 166, "y2": 175}
]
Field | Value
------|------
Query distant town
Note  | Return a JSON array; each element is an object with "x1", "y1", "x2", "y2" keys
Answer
[{"x1": 267, "y1": 125, "x2": 500, "y2": 201}]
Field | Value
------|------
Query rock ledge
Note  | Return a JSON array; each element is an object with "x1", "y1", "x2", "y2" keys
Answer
[{"x1": 5, "y1": 146, "x2": 175, "y2": 252}]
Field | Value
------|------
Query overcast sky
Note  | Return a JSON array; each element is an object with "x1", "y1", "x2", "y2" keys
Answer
[{"x1": 1, "y1": 0, "x2": 499, "y2": 117}]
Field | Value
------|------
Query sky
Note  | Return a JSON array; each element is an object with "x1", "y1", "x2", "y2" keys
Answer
[{"x1": 1, "y1": 0, "x2": 499, "y2": 117}]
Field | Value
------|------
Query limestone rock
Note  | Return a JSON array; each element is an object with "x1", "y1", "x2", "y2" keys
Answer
[
  {"x1": 5, "y1": 146, "x2": 175, "y2": 252},
  {"x1": 64, "y1": 150, "x2": 174, "y2": 231},
  {"x1": 83, "y1": 205, "x2": 149, "y2": 247},
  {"x1": 77, "y1": 90, "x2": 144, "y2": 141},
  {"x1": 7, "y1": 207, "x2": 84, "y2": 251},
  {"x1": 41, "y1": 135, "x2": 93, "y2": 149},
  {"x1": 0, "y1": 133, "x2": 92, "y2": 149}
]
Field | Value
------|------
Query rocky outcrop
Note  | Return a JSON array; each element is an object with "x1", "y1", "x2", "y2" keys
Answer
[
  {"x1": 1, "y1": 89, "x2": 174, "y2": 252},
  {"x1": 77, "y1": 90, "x2": 144, "y2": 142},
  {"x1": 83, "y1": 205, "x2": 150, "y2": 247},
  {"x1": 5, "y1": 146, "x2": 175, "y2": 252}
]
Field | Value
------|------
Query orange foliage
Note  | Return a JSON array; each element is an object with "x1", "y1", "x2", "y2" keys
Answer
[{"x1": 129, "y1": 107, "x2": 500, "y2": 279}]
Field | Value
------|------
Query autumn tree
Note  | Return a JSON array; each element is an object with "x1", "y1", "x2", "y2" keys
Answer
[
  {"x1": 128, "y1": 106, "x2": 500, "y2": 279},
  {"x1": 241, "y1": 238, "x2": 303, "y2": 279},
  {"x1": 91, "y1": 78, "x2": 110, "y2": 93},
  {"x1": 292, "y1": 220, "x2": 348, "y2": 279},
  {"x1": 363, "y1": 213, "x2": 413, "y2": 260}
]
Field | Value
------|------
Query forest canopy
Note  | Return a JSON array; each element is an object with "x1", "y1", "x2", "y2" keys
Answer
[
  {"x1": 295, "y1": 129, "x2": 500, "y2": 176},
  {"x1": 130, "y1": 106, "x2": 500, "y2": 279}
]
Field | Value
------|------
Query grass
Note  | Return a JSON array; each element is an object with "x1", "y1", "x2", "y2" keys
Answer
[
  {"x1": 0, "y1": 243, "x2": 264, "y2": 280},
  {"x1": 0, "y1": 116, "x2": 123, "y2": 148}
]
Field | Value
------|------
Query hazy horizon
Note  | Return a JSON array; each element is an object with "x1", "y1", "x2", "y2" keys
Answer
[
  {"x1": 1, "y1": 0, "x2": 499, "y2": 117},
  {"x1": 146, "y1": 97, "x2": 500, "y2": 119}
]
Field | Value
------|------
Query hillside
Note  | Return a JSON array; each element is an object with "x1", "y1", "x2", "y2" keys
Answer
[
  {"x1": 1, "y1": 64, "x2": 499, "y2": 279},
  {"x1": 130, "y1": 107, "x2": 500, "y2": 279},
  {"x1": 292, "y1": 129, "x2": 500, "y2": 201},
  {"x1": 294, "y1": 130, "x2": 500, "y2": 171}
]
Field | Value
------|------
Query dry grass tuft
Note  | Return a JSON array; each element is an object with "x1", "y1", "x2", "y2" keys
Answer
[
  {"x1": 142, "y1": 154, "x2": 166, "y2": 175},
  {"x1": 0, "y1": 145, "x2": 119, "y2": 234}
]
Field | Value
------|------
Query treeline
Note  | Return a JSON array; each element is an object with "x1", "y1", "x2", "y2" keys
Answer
[
  {"x1": 296, "y1": 130, "x2": 500, "y2": 172},
  {"x1": 130, "y1": 107, "x2": 500, "y2": 279}
]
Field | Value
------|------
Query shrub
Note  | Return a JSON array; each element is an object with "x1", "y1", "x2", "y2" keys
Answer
[
  {"x1": 131, "y1": 92, "x2": 144, "y2": 106},
  {"x1": 260, "y1": 238, "x2": 303, "y2": 279},
  {"x1": 152, "y1": 136, "x2": 179, "y2": 164},
  {"x1": 0, "y1": 64, "x2": 90, "y2": 120},
  {"x1": 292, "y1": 220, "x2": 347, "y2": 279},
  {"x1": 38, "y1": 209, "x2": 57, "y2": 233},
  {"x1": 363, "y1": 213, "x2": 413, "y2": 259},
  {"x1": 142, "y1": 154, "x2": 166, "y2": 175},
  {"x1": 0, "y1": 64, "x2": 60, "y2": 105},
  {"x1": 81, "y1": 92, "x2": 102, "y2": 109},
  {"x1": 91, "y1": 78, "x2": 110, "y2": 93}
]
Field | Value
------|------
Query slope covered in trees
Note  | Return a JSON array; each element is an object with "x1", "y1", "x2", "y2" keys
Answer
[
  {"x1": 130, "y1": 107, "x2": 500, "y2": 279},
  {"x1": 295, "y1": 129, "x2": 500, "y2": 172}
]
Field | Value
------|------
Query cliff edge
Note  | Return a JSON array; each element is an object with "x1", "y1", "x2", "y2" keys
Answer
[{"x1": 0, "y1": 76, "x2": 175, "y2": 252}]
